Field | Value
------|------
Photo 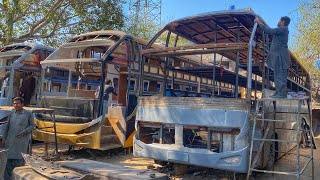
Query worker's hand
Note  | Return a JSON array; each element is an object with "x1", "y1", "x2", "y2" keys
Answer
[
  {"x1": 254, "y1": 18, "x2": 260, "y2": 24},
  {"x1": 17, "y1": 130, "x2": 28, "y2": 137}
]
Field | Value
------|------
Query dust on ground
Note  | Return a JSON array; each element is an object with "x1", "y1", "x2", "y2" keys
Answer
[{"x1": 31, "y1": 139, "x2": 320, "y2": 180}]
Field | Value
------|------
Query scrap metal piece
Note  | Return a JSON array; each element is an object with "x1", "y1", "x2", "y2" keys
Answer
[{"x1": 22, "y1": 154, "x2": 95, "y2": 180}]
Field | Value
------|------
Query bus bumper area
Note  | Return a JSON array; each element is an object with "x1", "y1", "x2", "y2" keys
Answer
[
  {"x1": 32, "y1": 129, "x2": 101, "y2": 149},
  {"x1": 133, "y1": 136, "x2": 249, "y2": 173}
]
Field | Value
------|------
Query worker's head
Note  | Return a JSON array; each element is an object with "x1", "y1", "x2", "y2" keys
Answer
[
  {"x1": 12, "y1": 97, "x2": 24, "y2": 111},
  {"x1": 278, "y1": 16, "x2": 291, "y2": 27},
  {"x1": 106, "y1": 79, "x2": 112, "y2": 85}
]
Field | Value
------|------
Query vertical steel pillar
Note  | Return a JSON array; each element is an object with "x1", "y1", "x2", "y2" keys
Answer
[
  {"x1": 262, "y1": 32, "x2": 266, "y2": 92},
  {"x1": 266, "y1": 35, "x2": 270, "y2": 89},
  {"x1": 67, "y1": 70, "x2": 72, "y2": 95},
  {"x1": 234, "y1": 22, "x2": 240, "y2": 98},
  {"x1": 296, "y1": 100, "x2": 302, "y2": 179},
  {"x1": 254, "y1": 74, "x2": 257, "y2": 100},
  {"x1": 139, "y1": 45, "x2": 144, "y2": 96},
  {"x1": 162, "y1": 31, "x2": 171, "y2": 96},
  {"x1": 246, "y1": 23, "x2": 258, "y2": 99},
  {"x1": 125, "y1": 40, "x2": 133, "y2": 120},
  {"x1": 40, "y1": 68, "x2": 45, "y2": 97},
  {"x1": 212, "y1": 23, "x2": 217, "y2": 97},
  {"x1": 175, "y1": 125, "x2": 183, "y2": 147},
  {"x1": 98, "y1": 61, "x2": 106, "y2": 116}
]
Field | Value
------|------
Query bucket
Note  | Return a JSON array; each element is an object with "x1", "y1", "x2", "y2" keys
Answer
[{"x1": 0, "y1": 149, "x2": 8, "y2": 179}]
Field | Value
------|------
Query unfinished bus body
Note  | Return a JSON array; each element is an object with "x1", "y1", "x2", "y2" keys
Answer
[
  {"x1": 133, "y1": 10, "x2": 311, "y2": 173},
  {"x1": 32, "y1": 30, "x2": 221, "y2": 150},
  {"x1": 33, "y1": 31, "x2": 168, "y2": 150},
  {"x1": 0, "y1": 43, "x2": 55, "y2": 116},
  {"x1": 33, "y1": 31, "x2": 142, "y2": 150}
]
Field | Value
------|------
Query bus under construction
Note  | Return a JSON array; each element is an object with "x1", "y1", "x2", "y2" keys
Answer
[
  {"x1": 0, "y1": 43, "x2": 55, "y2": 118},
  {"x1": 133, "y1": 10, "x2": 312, "y2": 173},
  {"x1": 33, "y1": 30, "x2": 221, "y2": 150}
]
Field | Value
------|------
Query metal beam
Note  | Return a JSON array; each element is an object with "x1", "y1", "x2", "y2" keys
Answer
[{"x1": 246, "y1": 23, "x2": 258, "y2": 99}]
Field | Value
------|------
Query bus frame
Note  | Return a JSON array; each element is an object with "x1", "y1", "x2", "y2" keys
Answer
[
  {"x1": 33, "y1": 31, "x2": 157, "y2": 150},
  {"x1": 0, "y1": 43, "x2": 55, "y2": 117},
  {"x1": 133, "y1": 9, "x2": 311, "y2": 173}
]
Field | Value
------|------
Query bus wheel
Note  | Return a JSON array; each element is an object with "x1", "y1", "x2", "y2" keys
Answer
[{"x1": 312, "y1": 109, "x2": 320, "y2": 137}]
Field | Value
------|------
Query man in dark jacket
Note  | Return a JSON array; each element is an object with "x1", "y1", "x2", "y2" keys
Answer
[
  {"x1": 102, "y1": 79, "x2": 117, "y2": 115},
  {"x1": 19, "y1": 72, "x2": 36, "y2": 105},
  {"x1": 254, "y1": 16, "x2": 291, "y2": 98}
]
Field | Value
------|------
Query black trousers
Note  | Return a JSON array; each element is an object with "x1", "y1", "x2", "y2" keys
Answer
[
  {"x1": 4, "y1": 159, "x2": 25, "y2": 180},
  {"x1": 274, "y1": 59, "x2": 288, "y2": 96}
]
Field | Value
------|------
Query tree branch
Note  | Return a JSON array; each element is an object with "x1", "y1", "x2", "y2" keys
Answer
[
  {"x1": 20, "y1": 0, "x2": 64, "y2": 39},
  {"x1": 13, "y1": 2, "x2": 33, "y2": 22},
  {"x1": 44, "y1": 4, "x2": 70, "y2": 38},
  {"x1": 0, "y1": 3, "x2": 4, "y2": 11},
  {"x1": 32, "y1": 32, "x2": 78, "y2": 39}
]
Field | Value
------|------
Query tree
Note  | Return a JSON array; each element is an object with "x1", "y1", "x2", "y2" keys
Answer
[
  {"x1": 126, "y1": 17, "x2": 160, "y2": 40},
  {"x1": 0, "y1": 0, "x2": 125, "y2": 46},
  {"x1": 292, "y1": 0, "x2": 320, "y2": 101}
]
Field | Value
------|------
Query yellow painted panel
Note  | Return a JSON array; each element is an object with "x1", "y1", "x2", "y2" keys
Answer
[
  {"x1": 34, "y1": 118, "x2": 91, "y2": 134},
  {"x1": 32, "y1": 129, "x2": 101, "y2": 149},
  {"x1": 124, "y1": 130, "x2": 136, "y2": 148},
  {"x1": 108, "y1": 117, "x2": 126, "y2": 146}
]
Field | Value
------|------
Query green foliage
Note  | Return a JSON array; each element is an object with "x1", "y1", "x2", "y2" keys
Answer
[
  {"x1": 0, "y1": 0, "x2": 125, "y2": 47},
  {"x1": 293, "y1": 0, "x2": 320, "y2": 72},
  {"x1": 126, "y1": 16, "x2": 161, "y2": 40},
  {"x1": 293, "y1": 0, "x2": 320, "y2": 100},
  {"x1": 155, "y1": 30, "x2": 194, "y2": 47}
]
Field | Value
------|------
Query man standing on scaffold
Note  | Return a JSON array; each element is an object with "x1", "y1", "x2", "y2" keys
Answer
[{"x1": 254, "y1": 16, "x2": 291, "y2": 98}]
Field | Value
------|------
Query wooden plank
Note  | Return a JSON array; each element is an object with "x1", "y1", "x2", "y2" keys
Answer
[
  {"x1": 145, "y1": 47, "x2": 247, "y2": 57},
  {"x1": 58, "y1": 159, "x2": 168, "y2": 180},
  {"x1": 0, "y1": 106, "x2": 55, "y2": 112},
  {"x1": 142, "y1": 42, "x2": 249, "y2": 54},
  {"x1": 138, "y1": 96, "x2": 250, "y2": 111},
  {"x1": 40, "y1": 58, "x2": 100, "y2": 64}
]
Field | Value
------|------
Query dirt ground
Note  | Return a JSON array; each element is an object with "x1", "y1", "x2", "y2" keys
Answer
[{"x1": 31, "y1": 139, "x2": 320, "y2": 180}]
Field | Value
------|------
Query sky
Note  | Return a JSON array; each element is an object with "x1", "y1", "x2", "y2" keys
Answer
[{"x1": 160, "y1": 0, "x2": 300, "y2": 41}]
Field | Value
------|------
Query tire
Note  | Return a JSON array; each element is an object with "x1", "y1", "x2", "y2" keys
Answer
[
  {"x1": 312, "y1": 109, "x2": 320, "y2": 137},
  {"x1": 154, "y1": 160, "x2": 168, "y2": 166}
]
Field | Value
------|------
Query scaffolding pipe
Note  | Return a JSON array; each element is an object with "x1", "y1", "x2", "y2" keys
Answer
[
  {"x1": 235, "y1": 22, "x2": 240, "y2": 98},
  {"x1": 246, "y1": 23, "x2": 258, "y2": 99},
  {"x1": 212, "y1": 23, "x2": 217, "y2": 97}
]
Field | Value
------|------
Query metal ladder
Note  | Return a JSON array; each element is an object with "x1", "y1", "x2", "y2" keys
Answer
[{"x1": 246, "y1": 97, "x2": 315, "y2": 180}]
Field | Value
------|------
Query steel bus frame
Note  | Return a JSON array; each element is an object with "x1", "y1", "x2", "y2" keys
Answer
[
  {"x1": 133, "y1": 10, "x2": 311, "y2": 173},
  {"x1": 32, "y1": 31, "x2": 161, "y2": 150},
  {"x1": 33, "y1": 30, "x2": 220, "y2": 150},
  {"x1": 0, "y1": 43, "x2": 55, "y2": 118}
]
